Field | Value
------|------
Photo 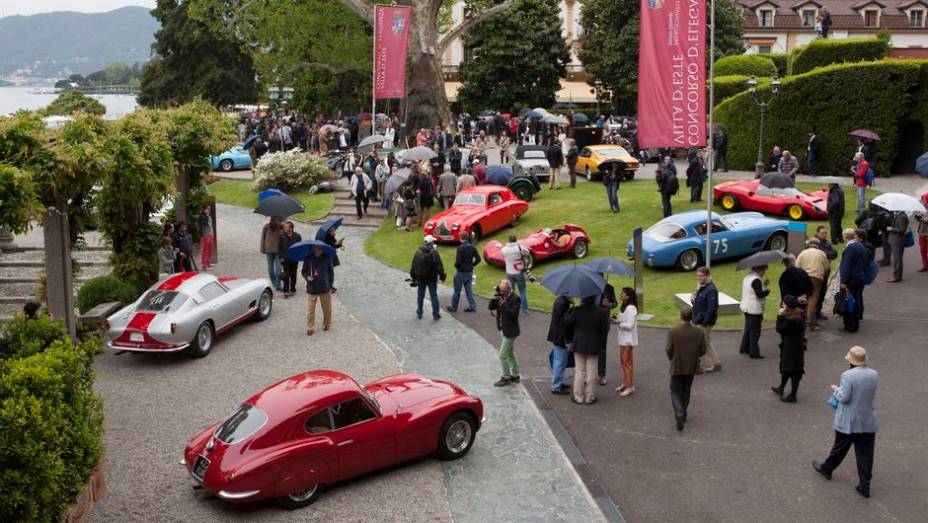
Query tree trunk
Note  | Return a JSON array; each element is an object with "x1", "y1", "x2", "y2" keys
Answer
[{"x1": 404, "y1": 1, "x2": 452, "y2": 135}]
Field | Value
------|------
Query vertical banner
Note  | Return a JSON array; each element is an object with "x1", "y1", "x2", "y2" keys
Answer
[
  {"x1": 637, "y1": 0, "x2": 707, "y2": 148},
  {"x1": 373, "y1": 4, "x2": 412, "y2": 100}
]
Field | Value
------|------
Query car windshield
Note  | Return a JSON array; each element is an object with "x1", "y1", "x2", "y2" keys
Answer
[
  {"x1": 522, "y1": 151, "x2": 546, "y2": 159},
  {"x1": 646, "y1": 221, "x2": 687, "y2": 242},
  {"x1": 770, "y1": 187, "x2": 804, "y2": 197},
  {"x1": 137, "y1": 291, "x2": 187, "y2": 313},
  {"x1": 454, "y1": 193, "x2": 486, "y2": 206},
  {"x1": 596, "y1": 148, "x2": 626, "y2": 156},
  {"x1": 214, "y1": 404, "x2": 268, "y2": 444}
]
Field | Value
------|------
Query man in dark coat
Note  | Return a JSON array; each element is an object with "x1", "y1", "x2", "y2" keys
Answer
[
  {"x1": 302, "y1": 246, "x2": 335, "y2": 335},
  {"x1": 839, "y1": 228, "x2": 869, "y2": 332},
  {"x1": 686, "y1": 150, "x2": 707, "y2": 203},
  {"x1": 713, "y1": 129, "x2": 728, "y2": 172},
  {"x1": 596, "y1": 280, "x2": 618, "y2": 385},
  {"x1": 772, "y1": 295, "x2": 806, "y2": 403},
  {"x1": 692, "y1": 266, "x2": 721, "y2": 373},
  {"x1": 565, "y1": 140, "x2": 579, "y2": 188},
  {"x1": 779, "y1": 254, "x2": 813, "y2": 302},
  {"x1": 656, "y1": 156, "x2": 678, "y2": 218},
  {"x1": 448, "y1": 142, "x2": 463, "y2": 175},
  {"x1": 546, "y1": 144, "x2": 563, "y2": 190},
  {"x1": 171, "y1": 221, "x2": 195, "y2": 272},
  {"x1": 547, "y1": 295, "x2": 572, "y2": 394},
  {"x1": 806, "y1": 131, "x2": 819, "y2": 175},
  {"x1": 827, "y1": 182, "x2": 844, "y2": 243},
  {"x1": 447, "y1": 232, "x2": 480, "y2": 312},
  {"x1": 885, "y1": 210, "x2": 909, "y2": 282},
  {"x1": 665, "y1": 308, "x2": 707, "y2": 431},
  {"x1": 564, "y1": 295, "x2": 610, "y2": 405},
  {"x1": 490, "y1": 279, "x2": 521, "y2": 386},
  {"x1": 410, "y1": 235, "x2": 446, "y2": 320}
]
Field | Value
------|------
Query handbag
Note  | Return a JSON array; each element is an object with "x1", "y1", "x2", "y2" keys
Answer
[
  {"x1": 826, "y1": 394, "x2": 839, "y2": 410},
  {"x1": 833, "y1": 289, "x2": 847, "y2": 315},
  {"x1": 905, "y1": 230, "x2": 915, "y2": 248}
]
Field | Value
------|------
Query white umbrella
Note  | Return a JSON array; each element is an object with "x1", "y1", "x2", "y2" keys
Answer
[
  {"x1": 358, "y1": 134, "x2": 387, "y2": 149},
  {"x1": 402, "y1": 146, "x2": 437, "y2": 163},
  {"x1": 543, "y1": 115, "x2": 568, "y2": 125},
  {"x1": 870, "y1": 192, "x2": 926, "y2": 212}
]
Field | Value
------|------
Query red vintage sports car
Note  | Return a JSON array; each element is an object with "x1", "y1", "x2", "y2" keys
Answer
[
  {"x1": 482, "y1": 224, "x2": 591, "y2": 270},
  {"x1": 182, "y1": 370, "x2": 484, "y2": 510},
  {"x1": 424, "y1": 186, "x2": 529, "y2": 243},
  {"x1": 713, "y1": 179, "x2": 828, "y2": 220}
]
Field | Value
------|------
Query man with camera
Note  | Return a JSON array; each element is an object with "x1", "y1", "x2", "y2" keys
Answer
[
  {"x1": 409, "y1": 235, "x2": 446, "y2": 320},
  {"x1": 489, "y1": 279, "x2": 521, "y2": 387}
]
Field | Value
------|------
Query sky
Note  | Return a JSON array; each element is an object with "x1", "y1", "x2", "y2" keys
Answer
[{"x1": 0, "y1": 1, "x2": 155, "y2": 17}]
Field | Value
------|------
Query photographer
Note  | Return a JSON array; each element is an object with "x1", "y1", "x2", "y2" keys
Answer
[
  {"x1": 489, "y1": 279, "x2": 521, "y2": 387},
  {"x1": 409, "y1": 235, "x2": 446, "y2": 320}
]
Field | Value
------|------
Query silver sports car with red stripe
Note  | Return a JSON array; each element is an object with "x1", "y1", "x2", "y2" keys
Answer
[{"x1": 105, "y1": 272, "x2": 274, "y2": 358}]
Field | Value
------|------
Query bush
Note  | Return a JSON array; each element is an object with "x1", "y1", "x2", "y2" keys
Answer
[
  {"x1": 0, "y1": 320, "x2": 104, "y2": 523},
  {"x1": 39, "y1": 90, "x2": 106, "y2": 117},
  {"x1": 252, "y1": 150, "x2": 335, "y2": 193},
  {"x1": 790, "y1": 37, "x2": 890, "y2": 75},
  {"x1": 714, "y1": 55, "x2": 777, "y2": 78},
  {"x1": 76, "y1": 275, "x2": 138, "y2": 314},
  {"x1": 712, "y1": 75, "x2": 772, "y2": 106},
  {"x1": 716, "y1": 59, "x2": 928, "y2": 176},
  {"x1": 0, "y1": 314, "x2": 65, "y2": 360},
  {"x1": 758, "y1": 52, "x2": 789, "y2": 76}
]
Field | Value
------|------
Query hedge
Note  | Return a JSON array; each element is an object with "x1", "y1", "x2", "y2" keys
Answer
[
  {"x1": 716, "y1": 59, "x2": 928, "y2": 176},
  {"x1": 758, "y1": 52, "x2": 789, "y2": 76},
  {"x1": 0, "y1": 315, "x2": 104, "y2": 523},
  {"x1": 712, "y1": 75, "x2": 772, "y2": 106},
  {"x1": 76, "y1": 275, "x2": 138, "y2": 314},
  {"x1": 790, "y1": 37, "x2": 890, "y2": 75},
  {"x1": 714, "y1": 55, "x2": 778, "y2": 78}
]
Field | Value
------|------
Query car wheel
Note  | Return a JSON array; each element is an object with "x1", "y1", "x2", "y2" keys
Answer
[
  {"x1": 187, "y1": 321, "x2": 214, "y2": 358},
  {"x1": 513, "y1": 184, "x2": 533, "y2": 202},
  {"x1": 437, "y1": 411, "x2": 477, "y2": 460},
  {"x1": 766, "y1": 232, "x2": 788, "y2": 251},
  {"x1": 786, "y1": 204, "x2": 805, "y2": 220},
  {"x1": 676, "y1": 249, "x2": 702, "y2": 271},
  {"x1": 219, "y1": 159, "x2": 234, "y2": 172},
  {"x1": 584, "y1": 166, "x2": 592, "y2": 180},
  {"x1": 276, "y1": 484, "x2": 322, "y2": 510},
  {"x1": 256, "y1": 288, "x2": 272, "y2": 321},
  {"x1": 572, "y1": 238, "x2": 589, "y2": 259},
  {"x1": 720, "y1": 194, "x2": 739, "y2": 211},
  {"x1": 470, "y1": 225, "x2": 482, "y2": 243},
  {"x1": 623, "y1": 170, "x2": 635, "y2": 181}
]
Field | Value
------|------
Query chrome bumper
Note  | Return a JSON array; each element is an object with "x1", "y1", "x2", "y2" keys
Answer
[
  {"x1": 218, "y1": 489, "x2": 261, "y2": 500},
  {"x1": 108, "y1": 342, "x2": 190, "y2": 352}
]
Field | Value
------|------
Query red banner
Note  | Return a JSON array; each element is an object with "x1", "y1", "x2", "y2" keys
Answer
[
  {"x1": 637, "y1": 0, "x2": 707, "y2": 148},
  {"x1": 373, "y1": 5, "x2": 412, "y2": 100}
]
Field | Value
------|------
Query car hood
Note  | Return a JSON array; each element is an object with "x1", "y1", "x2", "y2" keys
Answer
[
  {"x1": 365, "y1": 374, "x2": 463, "y2": 411},
  {"x1": 725, "y1": 212, "x2": 788, "y2": 229}
]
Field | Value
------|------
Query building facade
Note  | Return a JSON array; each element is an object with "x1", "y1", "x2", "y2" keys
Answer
[{"x1": 740, "y1": 0, "x2": 928, "y2": 57}]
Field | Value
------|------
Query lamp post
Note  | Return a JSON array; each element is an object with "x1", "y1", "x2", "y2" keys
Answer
[
  {"x1": 747, "y1": 75, "x2": 782, "y2": 178},
  {"x1": 592, "y1": 79, "x2": 604, "y2": 115},
  {"x1": 267, "y1": 84, "x2": 294, "y2": 117}
]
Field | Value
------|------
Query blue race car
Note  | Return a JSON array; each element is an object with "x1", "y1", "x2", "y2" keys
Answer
[
  {"x1": 626, "y1": 210, "x2": 789, "y2": 271},
  {"x1": 210, "y1": 146, "x2": 252, "y2": 172}
]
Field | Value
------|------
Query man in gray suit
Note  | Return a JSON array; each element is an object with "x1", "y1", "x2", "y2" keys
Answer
[{"x1": 813, "y1": 346, "x2": 879, "y2": 498}]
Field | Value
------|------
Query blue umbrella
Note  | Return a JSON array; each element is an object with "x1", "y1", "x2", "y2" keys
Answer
[
  {"x1": 479, "y1": 109, "x2": 495, "y2": 117},
  {"x1": 527, "y1": 110, "x2": 544, "y2": 120},
  {"x1": 285, "y1": 240, "x2": 336, "y2": 262},
  {"x1": 243, "y1": 134, "x2": 260, "y2": 149},
  {"x1": 314, "y1": 217, "x2": 343, "y2": 241},
  {"x1": 540, "y1": 265, "x2": 606, "y2": 298},
  {"x1": 916, "y1": 152, "x2": 928, "y2": 177},
  {"x1": 485, "y1": 164, "x2": 513, "y2": 185},
  {"x1": 584, "y1": 257, "x2": 635, "y2": 277},
  {"x1": 254, "y1": 193, "x2": 305, "y2": 217},
  {"x1": 571, "y1": 113, "x2": 589, "y2": 124},
  {"x1": 258, "y1": 189, "x2": 285, "y2": 201}
]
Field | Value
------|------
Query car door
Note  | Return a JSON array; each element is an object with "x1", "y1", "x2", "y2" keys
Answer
[
  {"x1": 197, "y1": 281, "x2": 238, "y2": 331},
  {"x1": 485, "y1": 192, "x2": 507, "y2": 232},
  {"x1": 273, "y1": 410, "x2": 339, "y2": 496},
  {"x1": 576, "y1": 147, "x2": 592, "y2": 174},
  {"x1": 329, "y1": 395, "x2": 396, "y2": 481}
]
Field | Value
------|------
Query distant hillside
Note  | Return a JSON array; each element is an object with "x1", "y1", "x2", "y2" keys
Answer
[{"x1": 0, "y1": 6, "x2": 158, "y2": 83}]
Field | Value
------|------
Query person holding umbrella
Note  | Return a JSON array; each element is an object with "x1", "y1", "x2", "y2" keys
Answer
[
  {"x1": 740, "y1": 263, "x2": 771, "y2": 359},
  {"x1": 260, "y1": 217, "x2": 282, "y2": 290},
  {"x1": 278, "y1": 221, "x2": 302, "y2": 298},
  {"x1": 547, "y1": 294, "x2": 573, "y2": 395},
  {"x1": 565, "y1": 293, "x2": 611, "y2": 405},
  {"x1": 302, "y1": 244, "x2": 335, "y2": 335},
  {"x1": 316, "y1": 219, "x2": 343, "y2": 292}
]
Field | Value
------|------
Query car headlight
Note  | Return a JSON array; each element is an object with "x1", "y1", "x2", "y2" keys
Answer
[
  {"x1": 426, "y1": 222, "x2": 434, "y2": 229},
  {"x1": 452, "y1": 223, "x2": 459, "y2": 230}
]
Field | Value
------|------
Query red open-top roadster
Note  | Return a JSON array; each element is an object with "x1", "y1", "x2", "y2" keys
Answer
[
  {"x1": 182, "y1": 370, "x2": 484, "y2": 510},
  {"x1": 482, "y1": 224, "x2": 591, "y2": 270}
]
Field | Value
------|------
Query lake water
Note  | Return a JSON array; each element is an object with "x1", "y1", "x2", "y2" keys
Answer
[{"x1": 0, "y1": 87, "x2": 138, "y2": 119}]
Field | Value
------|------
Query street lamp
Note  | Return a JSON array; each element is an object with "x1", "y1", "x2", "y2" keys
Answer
[
  {"x1": 592, "y1": 79, "x2": 604, "y2": 115},
  {"x1": 747, "y1": 75, "x2": 782, "y2": 178},
  {"x1": 266, "y1": 84, "x2": 294, "y2": 117}
]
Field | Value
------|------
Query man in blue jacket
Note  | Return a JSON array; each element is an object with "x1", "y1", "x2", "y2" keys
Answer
[
  {"x1": 813, "y1": 346, "x2": 879, "y2": 498},
  {"x1": 838, "y1": 228, "x2": 869, "y2": 332},
  {"x1": 302, "y1": 245, "x2": 335, "y2": 335},
  {"x1": 692, "y1": 266, "x2": 721, "y2": 372},
  {"x1": 446, "y1": 232, "x2": 480, "y2": 313}
]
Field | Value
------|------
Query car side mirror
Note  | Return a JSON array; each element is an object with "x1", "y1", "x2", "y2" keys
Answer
[{"x1": 748, "y1": 192, "x2": 754, "y2": 197}]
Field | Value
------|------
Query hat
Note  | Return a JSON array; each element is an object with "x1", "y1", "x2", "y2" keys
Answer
[
  {"x1": 472, "y1": 159, "x2": 481, "y2": 164},
  {"x1": 23, "y1": 302, "x2": 40, "y2": 317},
  {"x1": 845, "y1": 346, "x2": 868, "y2": 365},
  {"x1": 782, "y1": 295, "x2": 800, "y2": 309},
  {"x1": 424, "y1": 235, "x2": 437, "y2": 244}
]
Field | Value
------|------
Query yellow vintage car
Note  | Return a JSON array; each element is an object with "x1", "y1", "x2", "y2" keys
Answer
[{"x1": 574, "y1": 144, "x2": 641, "y2": 181}]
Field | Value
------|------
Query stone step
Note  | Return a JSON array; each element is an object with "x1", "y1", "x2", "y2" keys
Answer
[
  {"x1": 0, "y1": 260, "x2": 109, "y2": 267},
  {"x1": 1, "y1": 265, "x2": 110, "y2": 280},
  {"x1": 313, "y1": 214, "x2": 383, "y2": 228},
  {"x1": 1, "y1": 245, "x2": 108, "y2": 253},
  {"x1": 0, "y1": 250, "x2": 111, "y2": 263},
  {"x1": 0, "y1": 276, "x2": 94, "y2": 284},
  {"x1": 331, "y1": 204, "x2": 388, "y2": 217}
]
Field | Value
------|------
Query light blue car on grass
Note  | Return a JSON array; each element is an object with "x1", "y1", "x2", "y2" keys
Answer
[
  {"x1": 210, "y1": 146, "x2": 252, "y2": 172},
  {"x1": 626, "y1": 210, "x2": 790, "y2": 271}
]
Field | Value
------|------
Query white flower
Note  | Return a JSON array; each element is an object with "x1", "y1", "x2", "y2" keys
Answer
[{"x1": 252, "y1": 150, "x2": 335, "y2": 192}]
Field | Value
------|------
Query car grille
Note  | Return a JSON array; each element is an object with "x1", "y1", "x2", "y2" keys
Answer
[{"x1": 436, "y1": 222, "x2": 451, "y2": 236}]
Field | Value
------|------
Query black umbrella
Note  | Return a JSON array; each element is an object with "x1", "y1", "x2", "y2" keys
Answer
[
  {"x1": 758, "y1": 172, "x2": 795, "y2": 189},
  {"x1": 736, "y1": 250, "x2": 787, "y2": 270},
  {"x1": 540, "y1": 265, "x2": 606, "y2": 298},
  {"x1": 254, "y1": 193, "x2": 305, "y2": 217},
  {"x1": 584, "y1": 257, "x2": 635, "y2": 277}
]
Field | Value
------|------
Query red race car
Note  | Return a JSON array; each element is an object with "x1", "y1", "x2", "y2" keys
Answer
[
  {"x1": 713, "y1": 179, "x2": 828, "y2": 220},
  {"x1": 482, "y1": 224, "x2": 591, "y2": 270},
  {"x1": 424, "y1": 186, "x2": 529, "y2": 243},
  {"x1": 182, "y1": 370, "x2": 483, "y2": 510}
]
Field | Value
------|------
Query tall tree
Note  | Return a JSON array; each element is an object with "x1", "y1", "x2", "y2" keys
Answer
[
  {"x1": 579, "y1": 0, "x2": 744, "y2": 114},
  {"x1": 457, "y1": 0, "x2": 568, "y2": 113},
  {"x1": 138, "y1": 0, "x2": 259, "y2": 108}
]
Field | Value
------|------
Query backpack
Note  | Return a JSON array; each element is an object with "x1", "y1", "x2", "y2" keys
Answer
[
  {"x1": 864, "y1": 167, "x2": 876, "y2": 186},
  {"x1": 668, "y1": 174, "x2": 680, "y2": 196},
  {"x1": 863, "y1": 260, "x2": 878, "y2": 285},
  {"x1": 412, "y1": 247, "x2": 435, "y2": 279}
]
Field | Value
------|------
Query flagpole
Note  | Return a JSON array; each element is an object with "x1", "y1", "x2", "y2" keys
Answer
[
  {"x1": 705, "y1": 0, "x2": 717, "y2": 269},
  {"x1": 372, "y1": 7, "x2": 378, "y2": 137}
]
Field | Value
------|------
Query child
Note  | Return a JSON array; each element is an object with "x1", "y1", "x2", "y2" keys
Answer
[{"x1": 159, "y1": 236, "x2": 176, "y2": 274}]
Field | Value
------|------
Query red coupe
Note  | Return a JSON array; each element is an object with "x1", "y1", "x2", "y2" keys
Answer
[
  {"x1": 482, "y1": 224, "x2": 591, "y2": 270},
  {"x1": 713, "y1": 179, "x2": 828, "y2": 220},
  {"x1": 182, "y1": 370, "x2": 484, "y2": 510},
  {"x1": 424, "y1": 186, "x2": 529, "y2": 243}
]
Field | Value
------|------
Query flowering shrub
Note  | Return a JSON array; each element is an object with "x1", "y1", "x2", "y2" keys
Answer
[{"x1": 252, "y1": 150, "x2": 334, "y2": 193}]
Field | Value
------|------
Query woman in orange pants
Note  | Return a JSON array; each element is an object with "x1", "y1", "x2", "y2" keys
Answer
[{"x1": 614, "y1": 287, "x2": 639, "y2": 396}]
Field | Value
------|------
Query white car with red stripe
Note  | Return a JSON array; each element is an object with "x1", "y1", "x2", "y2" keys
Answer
[{"x1": 105, "y1": 272, "x2": 274, "y2": 358}]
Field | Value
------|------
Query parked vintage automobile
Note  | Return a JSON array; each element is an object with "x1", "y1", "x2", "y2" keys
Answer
[
  {"x1": 625, "y1": 210, "x2": 789, "y2": 271},
  {"x1": 511, "y1": 145, "x2": 552, "y2": 182},
  {"x1": 210, "y1": 146, "x2": 253, "y2": 172},
  {"x1": 713, "y1": 179, "x2": 829, "y2": 220},
  {"x1": 483, "y1": 164, "x2": 541, "y2": 202},
  {"x1": 182, "y1": 370, "x2": 484, "y2": 510},
  {"x1": 573, "y1": 144, "x2": 640, "y2": 181},
  {"x1": 424, "y1": 186, "x2": 529, "y2": 243},
  {"x1": 105, "y1": 272, "x2": 273, "y2": 358},
  {"x1": 482, "y1": 224, "x2": 591, "y2": 270}
]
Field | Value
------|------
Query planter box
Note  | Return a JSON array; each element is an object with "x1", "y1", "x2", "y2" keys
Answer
[{"x1": 61, "y1": 459, "x2": 106, "y2": 523}]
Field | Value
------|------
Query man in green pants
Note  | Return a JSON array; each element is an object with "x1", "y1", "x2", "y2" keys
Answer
[{"x1": 490, "y1": 279, "x2": 522, "y2": 387}]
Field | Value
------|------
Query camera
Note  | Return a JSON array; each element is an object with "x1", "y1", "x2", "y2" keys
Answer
[{"x1": 404, "y1": 277, "x2": 418, "y2": 288}]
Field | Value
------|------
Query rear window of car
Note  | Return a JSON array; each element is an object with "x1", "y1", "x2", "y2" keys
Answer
[
  {"x1": 646, "y1": 222, "x2": 687, "y2": 241},
  {"x1": 214, "y1": 404, "x2": 268, "y2": 444},
  {"x1": 596, "y1": 148, "x2": 626, "y2": 156},
  {"x1": 137, "y1": 291, "x2": 188, "y2": 313}
]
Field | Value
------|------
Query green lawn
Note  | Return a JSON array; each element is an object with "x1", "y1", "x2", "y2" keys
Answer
[
  {"x1": 366, "y1": 179, "x2": 874, "y2": 329},
  {"x1": 207, "y1": 179, "x2": 335, "y2": 222}
]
